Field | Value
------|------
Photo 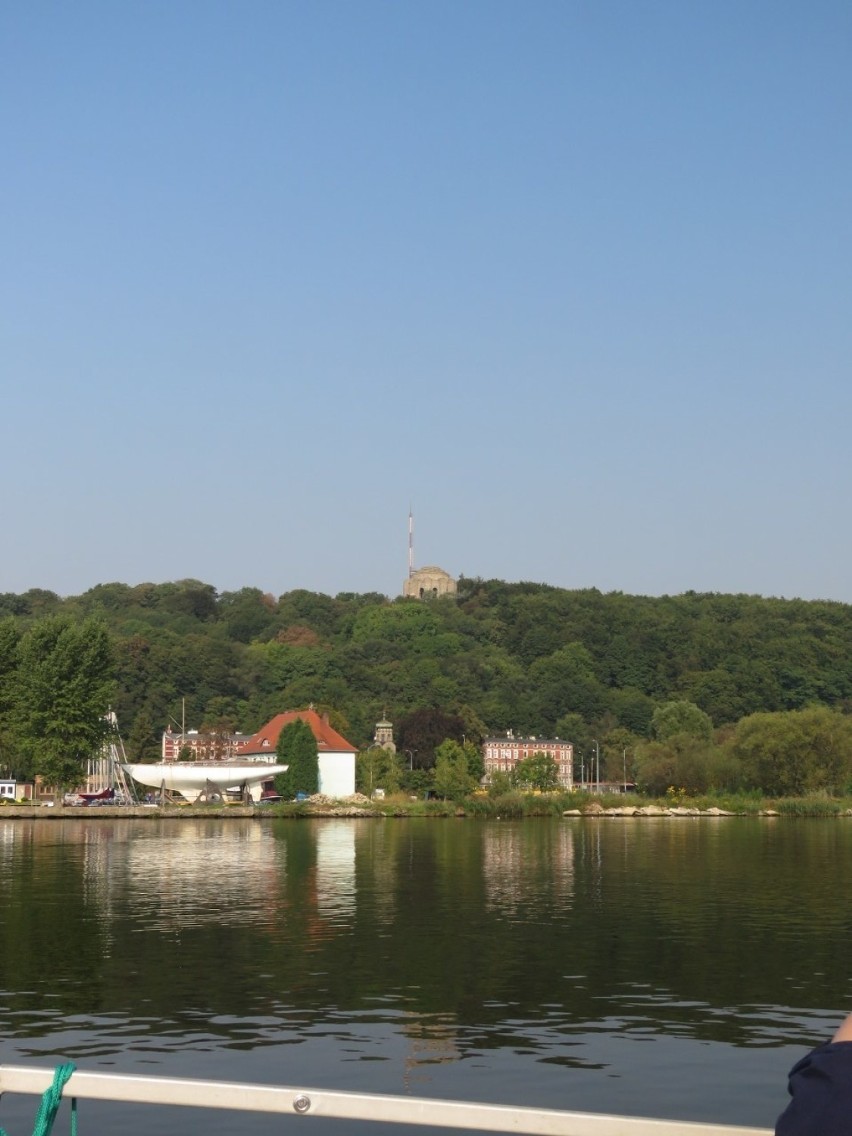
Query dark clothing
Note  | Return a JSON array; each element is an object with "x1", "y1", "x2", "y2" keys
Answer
[{"x1": 777, "y1": 1041, "x2": 852, "y2": 1135}]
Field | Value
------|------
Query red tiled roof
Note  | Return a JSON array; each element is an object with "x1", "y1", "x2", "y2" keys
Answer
[{"x1": 237, "y1": 709, "x2": 357, "y2": 757}]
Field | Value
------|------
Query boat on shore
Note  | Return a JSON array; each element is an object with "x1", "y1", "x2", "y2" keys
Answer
[{"x1": 122, "y1": 761, "x2": 287, "y2": 803}]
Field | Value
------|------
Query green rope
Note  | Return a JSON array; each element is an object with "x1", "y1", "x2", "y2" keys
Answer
[{"x1": 0, "y1": 1063, "x2": 77, "y2": 1136}]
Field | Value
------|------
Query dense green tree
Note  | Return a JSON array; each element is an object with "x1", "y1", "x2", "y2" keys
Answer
[
  {"x1": 462, "y1": 740, "x2": 485, "y2": 784},
  {"x1": 247, "y1": 640, "x2": 336, "y2": 695},
  {"x1": 608, "y1": 687, "x2": 656, "y2": 736},
  {"x1": 634, "y1": 735, "x2": 737, "y2": 796},
  {"x1": 126, "y1": 708, "x2": 160, "y2": 763},
  {"x1": 113, "y1": 635, "x2": 163, "y2": 734},
  {"x1": 682, "y1": 668, "x2": 749, "y2": 725},
  {"x1": 600, "y1": 727, "x2": 640, "y2": 784},
  {"x1": 0, "y1": 619, "x2": 22, "y2": 771},
  {"x1": 633, "y1": 741, "x2": 678, "y2": 796},
  {"x1": 275, "y1": 719, "x2": 319, "y2": 798},
  {"x1": 78, "y1": 582, "x2": 134, "y2": 615},
  {"x1": 356, "y1": 746, "x2": 403, "y2": 795},
  {"x1": 0, "y1": 593, "x2": 31, "y2": 618},
  {"x1": 487, "y1": 770, "x2": 512, "y2": 796},
  {"x1": 733, "y1": 707, "x2": 852, "y2": 796},
  {"x1": 433, "y1": 740, "x2": 476, "y2": 800},
  {"x1": 2, "y1": 579, "x2": 852, "y2": 799},
  {"x1": 453, "y1": 703, "x2": 489, "y2": 745},
  {"x1": 161, "y1": 580, "x2": 218, "y2": 622},
  {"x1": 473, "y1": 653, "x2": 531, "y2": 732},
  {"x1": 529, "y1": 643, "x2": 606, "y2": 730},
  {"x1": 20, "y1": 589, "x2": 63, "y2": 617},
  {"x1": 218, "y1": 588, "x2": 277, "y2": 643},
  {"x1": 652, "y1": 700, "x2": 713, "y2": 742},
  {"x1": 14, "y1": 617, "x2": 114, "y2": 793},
  {"x1": 350, "y1": 601, "x2": 441, "y2": 647},
  {"x1": 277, "y1": 590, "x2": 347, "y2": 639},
  {"x1": 511, "y1": 751, "x2": 560, "y2": 792}
]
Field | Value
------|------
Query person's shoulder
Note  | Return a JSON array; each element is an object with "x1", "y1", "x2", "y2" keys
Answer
[
  {"x1": 777, "y1": 1042, "x2": 852, "y2": 1135},
  {"x1": 789, "y1": 1040, "x2": 852, "y2": 1075}
]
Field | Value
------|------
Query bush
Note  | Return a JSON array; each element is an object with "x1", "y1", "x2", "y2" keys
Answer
[
  {"x1": 773, "y1": 795, "x2": 844, "y2": 817},
  {"x1": 473, "y1": 791, "x2": 527, "y2": 817}
]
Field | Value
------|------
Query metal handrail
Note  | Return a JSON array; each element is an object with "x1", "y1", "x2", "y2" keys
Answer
[{"x1": 0, "y1": 1066, "x2": 772, "y2": 1136}]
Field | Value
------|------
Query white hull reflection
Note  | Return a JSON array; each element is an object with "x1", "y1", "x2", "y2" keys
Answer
[{"x1": 122, "y1": 762, "x2": 287, "y2": 802}]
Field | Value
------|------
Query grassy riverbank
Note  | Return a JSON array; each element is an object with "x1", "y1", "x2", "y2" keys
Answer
[
  {"x1": 386, "y1": 791, "x2": 852, "y2": 817},
  {"x1": 4, "y1": 790, "x2": 852, "y2": 818},
  {"x1": 262, "y1": 789, "x2": 852, "y2": 818}
]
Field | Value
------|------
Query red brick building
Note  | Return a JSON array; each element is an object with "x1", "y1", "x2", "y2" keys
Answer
[
  {"x1": 161, "y1": 727, "x2": 250, "y2": 762},
  {"x1": 482, "y1": 731, "x2": 574, "y2": 789}
]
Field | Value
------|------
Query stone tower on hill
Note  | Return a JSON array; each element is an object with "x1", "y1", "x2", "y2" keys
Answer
[
  {"x1": 403, "y1": 566, "x2": 457, "y2": 599},
  {"x1": 403, "y1": 511, "x2": 457, "y2": 599}
]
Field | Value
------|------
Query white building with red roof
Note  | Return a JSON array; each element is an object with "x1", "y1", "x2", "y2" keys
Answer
[{"x1": 236, "y1": 708, "x2": 357, "y2": 798}]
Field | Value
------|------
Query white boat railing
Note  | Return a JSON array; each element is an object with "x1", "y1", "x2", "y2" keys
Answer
[{"x1": 0, "y1": 1066, "x2": 773, "y2": 1136}]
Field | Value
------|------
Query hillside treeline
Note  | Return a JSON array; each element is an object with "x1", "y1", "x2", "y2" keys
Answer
[{"x1": 2, "y1": 577, "x2": 852, "y2": 795}]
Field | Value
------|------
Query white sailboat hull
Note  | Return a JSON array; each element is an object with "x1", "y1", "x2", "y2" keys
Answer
[{"x1": 122, "y1": 762, "x2": 287, "y2": 799}]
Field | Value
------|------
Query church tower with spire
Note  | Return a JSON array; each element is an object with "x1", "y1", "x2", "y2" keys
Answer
[{"x1": 373, "y1": 711, "x2": 396, "y2": 753}]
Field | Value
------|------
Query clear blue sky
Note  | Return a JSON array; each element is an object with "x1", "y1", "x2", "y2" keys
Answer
[{"x1": 2, "y1": 1, "x2": 850, "y2": 602}]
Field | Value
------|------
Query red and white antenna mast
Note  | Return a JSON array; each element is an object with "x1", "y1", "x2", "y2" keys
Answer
[{"x1": 408, "y1": 508, "x2": 414, "y2": 577}]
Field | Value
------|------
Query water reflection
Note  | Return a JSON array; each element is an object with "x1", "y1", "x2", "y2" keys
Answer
[
  {"x1": 122, "y1": 823, "x2": 285, "y2": 931},
  {"x1": 3, "y1": 817, "x2": 852, "y2": 1130},
  {"x1": 315, "y1": 823, "x2": 356, "y2": 923},
  {"x1": 482, "y1": 822, "x2": 575, "y2": 915}
]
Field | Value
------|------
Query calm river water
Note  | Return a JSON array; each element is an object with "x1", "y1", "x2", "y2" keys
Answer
[{"x1": 1, "y1": 816, "x2": 851, "y2": 1135}]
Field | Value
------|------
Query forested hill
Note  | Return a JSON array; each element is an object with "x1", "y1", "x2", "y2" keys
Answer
[{"x1": 2, "y1": 578, "x2": 850, "y2": 763}]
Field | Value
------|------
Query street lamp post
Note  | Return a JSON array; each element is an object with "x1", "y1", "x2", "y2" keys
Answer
[{"x1": 592, "y1": 738, "x2": 600, "y2": 793}]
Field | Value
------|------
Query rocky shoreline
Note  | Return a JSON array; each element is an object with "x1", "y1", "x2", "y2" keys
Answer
[{"x1": 563, "y1": 803, "x2": 852, "y2": 817}]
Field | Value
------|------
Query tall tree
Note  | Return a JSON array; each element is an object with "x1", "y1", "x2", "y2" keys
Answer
[
  {"x1": 0, "y1": 618, "x2": 22, "y2": 775},
  {"x1": 275, "y1": 719, "x2": 319, "y2": 798},
  {"x1": 433, "y1": 740, "x2": 476, "y2": 800},
  {"x1": 356, "y1": 746, "x2": 402, "y2": 796},
  {"x1": 15, "y1": 617, "x2": 114, "y2": 793},
  {"x1": 463, "y1": 740, "x2": 485, "y2": 784},
  {"x1": 126, "y1": 708, "x2": 160, "y2": 763}
]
